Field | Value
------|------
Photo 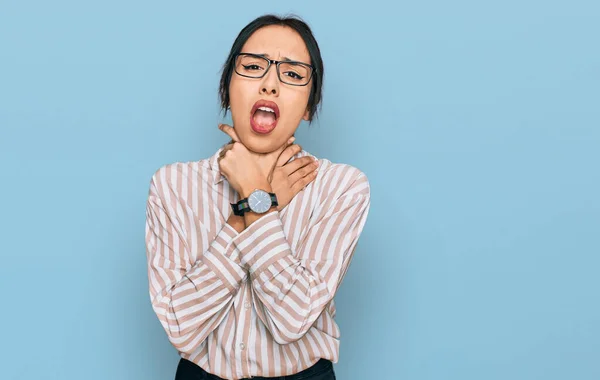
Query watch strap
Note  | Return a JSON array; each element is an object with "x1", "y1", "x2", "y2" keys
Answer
[
  {"x1": 269, "y1": 193, "x2": 279, "y2": 207},
  {"x1": 230, "y1": 192, "x2": 278, "y2": 216},
  {"x1": 230, "y1": 199, "x2": 248, "y2": 216}
]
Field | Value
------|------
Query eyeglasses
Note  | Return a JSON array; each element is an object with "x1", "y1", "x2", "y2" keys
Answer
[{"x1": 234, "y1": 53, "x2": 314, "y2": 86}]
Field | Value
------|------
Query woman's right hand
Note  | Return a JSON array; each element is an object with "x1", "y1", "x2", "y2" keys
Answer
[{"x1": 269, "y1": 143, "x2": 319, "y2": 211}]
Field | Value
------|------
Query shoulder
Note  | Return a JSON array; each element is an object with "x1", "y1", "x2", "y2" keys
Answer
[
  {"x1": 147, "y1": 158, "x2": 213, "y2": 198},
  {"x1": 315, "y1": 157, "x2": 370, "y2": 201}
]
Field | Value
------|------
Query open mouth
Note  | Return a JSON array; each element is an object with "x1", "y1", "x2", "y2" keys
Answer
[{"x1": 250, "y1": 100, "x2": 280, "y2": 134}]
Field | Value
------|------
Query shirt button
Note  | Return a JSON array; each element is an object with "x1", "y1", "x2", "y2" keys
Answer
[
  {"x1": 239, "y1": 343, "x2": 246, "y2": 350},
  {"x1": 245, "y1": 302, "x2": 251, "y2": 309}
]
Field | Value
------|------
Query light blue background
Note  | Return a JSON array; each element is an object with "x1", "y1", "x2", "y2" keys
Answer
[{"x1": 1, "y1": 1, "x2": 599, "y2": 379}]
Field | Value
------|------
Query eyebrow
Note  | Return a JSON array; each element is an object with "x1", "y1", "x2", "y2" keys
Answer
[{"x1": 256, "y1": 53, "x2": 296, "y2": 62}]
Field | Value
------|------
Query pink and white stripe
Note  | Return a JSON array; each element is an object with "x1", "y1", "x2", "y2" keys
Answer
[{"x1": 145, "y1": 146, "x2": 370, "y2": 380}]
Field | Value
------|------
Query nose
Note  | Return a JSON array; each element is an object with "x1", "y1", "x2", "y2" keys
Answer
[{"x1": 259, "y1": 65, "x2": 279, "y2": 96}]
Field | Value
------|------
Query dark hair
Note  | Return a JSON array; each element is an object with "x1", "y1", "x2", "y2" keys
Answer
[{"x1": 218, "y1": 14, "x2": 324, "y2": 123}]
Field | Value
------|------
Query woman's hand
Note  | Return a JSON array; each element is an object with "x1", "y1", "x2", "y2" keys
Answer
[
  {"x1": 217, "y1": 123, "x2": 317, "y2": 210},
  {"x1": 218, "y1": 124, "x2": 295, "y2": 182},
  {"x1": 217, "y1": 141, "x2": 266, "y2": 197},
  {"x1": 217, "y1": 124, "x2": 291, "y2": 198},
  {"x1": 270, "y1": 143, "x2": 319, "y2": 211}
]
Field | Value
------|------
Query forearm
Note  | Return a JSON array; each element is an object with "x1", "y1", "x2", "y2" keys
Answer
[
  {"x1": 227, "y1": 213, "x2": 246, "y2": 234},
  {"x1": 147, "y1": 199, "x2": 247, "y2": 352},
  {"x1": 229, "y1": 211, "x2": 331, "y2": 344},
  {"x1": 229, "y1": 187, "x2": 371, "y2": 344}
]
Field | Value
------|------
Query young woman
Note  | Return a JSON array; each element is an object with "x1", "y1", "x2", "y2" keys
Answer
[{"x1": 145, "y1": 14, "x2": 371, "y2": 380}]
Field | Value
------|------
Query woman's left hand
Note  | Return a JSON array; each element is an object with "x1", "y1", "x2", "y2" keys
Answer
[
  {"x1": 218, "y1": 124, "x2": 318, "y2": 210},
  {"x1": 218, "y1": 124, "x2": 293, "y2": 197}
]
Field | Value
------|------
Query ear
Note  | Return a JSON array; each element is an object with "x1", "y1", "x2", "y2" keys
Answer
[{"x1": 302, "y1": 108, "x2": 310, "y2": 121}]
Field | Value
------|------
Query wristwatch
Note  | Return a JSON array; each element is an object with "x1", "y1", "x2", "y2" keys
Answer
[{"x1": 231, "y1": 189, "x2": 279, "y2": 216}]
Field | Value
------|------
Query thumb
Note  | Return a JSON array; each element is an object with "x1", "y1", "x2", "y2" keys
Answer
[{"x1": 279, "y1": 136, "x2": 295, "y2": 153}]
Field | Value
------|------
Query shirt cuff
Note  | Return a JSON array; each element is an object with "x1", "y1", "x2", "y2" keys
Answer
[
  {"x1": 202, "y1": 223, "x2": 247, "y2": 293},
  {"x1": 232, "y1": 211, "x2": 294, "y2": 278}
]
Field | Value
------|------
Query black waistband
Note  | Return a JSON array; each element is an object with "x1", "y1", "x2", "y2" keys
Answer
[{"x1": 176, "y1": 357, "x2": 333, "y2": 380}]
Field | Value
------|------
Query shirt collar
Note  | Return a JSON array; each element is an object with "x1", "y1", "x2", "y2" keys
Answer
[{"x1": 209, "y1": 145, "x2": 317, "y2": 184}]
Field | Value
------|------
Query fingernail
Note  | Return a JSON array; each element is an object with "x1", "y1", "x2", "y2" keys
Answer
[{"x1": 289, "y1": 137, "x2": 295, "y2": 144}]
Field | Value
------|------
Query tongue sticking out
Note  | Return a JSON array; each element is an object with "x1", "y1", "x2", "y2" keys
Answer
[{"x1": 253, "y1": 110, "x2": 276, "y2": 127}]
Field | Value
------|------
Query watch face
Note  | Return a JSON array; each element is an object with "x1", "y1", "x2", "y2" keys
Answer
[{"x1": 248, "y1": 190, "x2": 272, "y2": 213}]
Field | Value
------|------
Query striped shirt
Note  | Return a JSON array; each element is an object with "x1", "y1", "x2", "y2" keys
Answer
[{"x1": 144, "y1": 145, "x2": 371, "y2": 380}]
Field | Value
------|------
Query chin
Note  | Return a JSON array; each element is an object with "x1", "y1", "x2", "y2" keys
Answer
[{"x1": 240, "y1": 133, "x2": 281, "y2": 154}]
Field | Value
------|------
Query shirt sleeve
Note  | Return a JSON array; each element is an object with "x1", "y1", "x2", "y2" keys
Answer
[
  {"x1": 231, "y1": 172, "x2": 371, "y2": 344},
  {"x1": 145, "y1": 173, "x2": 246, "y2": 354}
]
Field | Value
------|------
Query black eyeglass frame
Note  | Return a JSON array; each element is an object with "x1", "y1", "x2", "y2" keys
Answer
[{"x1": 233, "y1": 52, "x2": 315, "y2": 87}]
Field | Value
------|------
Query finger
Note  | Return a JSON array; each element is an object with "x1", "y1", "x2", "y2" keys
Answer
[
  {"x1": 283, "y1": 156, "x2": 317, "y2": 176},
  {"x1": 288, "y1": 160, "x2": 319, "y2": 183},
  {"x1": 292, "y1": 169, "x2": 319, "y2": 193},
  {"x1": 276, "y1": 141, "x2": 302, "y2": 167},
  {"x1": 220, "y1": 141, "x2": 234, "y2": 153},
  {"x1": 218, "y1": 123, "x2": 240, "y2": 143},
  {"x1": 218, "y1": 143, "x2": 234, "y2": 162}
]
